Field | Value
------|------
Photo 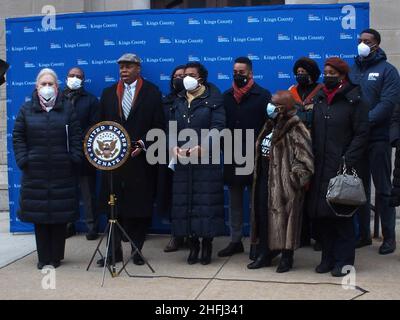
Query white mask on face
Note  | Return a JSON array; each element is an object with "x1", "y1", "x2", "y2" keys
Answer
[
  {"x1": 358, "y1": 42, "x2": 372, "y2": 57},
  {"x1": 66, "y1": 76, "x2": 82, "y2": 90},
  {"x1": 39, "y1": 86, "x2": 56, "y2": 101},
  {"x1": 183, "y1": 76, "x2": 199, "y2": 91}
]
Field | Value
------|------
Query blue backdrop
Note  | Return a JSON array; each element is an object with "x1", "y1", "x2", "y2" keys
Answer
[{"x1": 6, "y1": 3, "x2": 369, "y2": 233}]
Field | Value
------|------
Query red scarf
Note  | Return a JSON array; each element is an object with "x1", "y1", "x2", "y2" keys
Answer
[
  {"x1": 233, "y1": 78, "x2": 254, "y2": 104},
  {"x1": 116, "y1": 77, "x2": 143, "y2": 119},
  {"x1": 323, "y1": 79, "x2": 347, "y2": 105}
]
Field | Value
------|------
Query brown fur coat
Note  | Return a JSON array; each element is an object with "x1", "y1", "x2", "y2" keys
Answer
[{"x1": 250, "y1": 114, "x2": 314, "y2": 250}]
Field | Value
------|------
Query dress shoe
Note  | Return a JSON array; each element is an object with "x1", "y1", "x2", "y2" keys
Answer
[
  {"x1": 50, "y1": 261, "x2": 61, "y2": 268},
  {"x1": 96, "y1": 250, "x2": 123, "y2": 267},
  {"x1": 217, "y1": 241, "x2": 244, "y2": 257},
  {"x1": 315, "y1": 262, "x2": 334, "y2": 274},
  {"x1": 331, "y1": 265, "x2": 349, "y2": 277},
  {"x1": 200, "y1": 238, "x2": 212, "y2": 265},
  {"x1": 356, "y1": 237, "x2": 372, "y2": 249},
  {"x1": 187, "y1": 238, "x2": 200, "y2": 265},
  {"x1": 379, "y1": 239, "x2": 396, "y2": 255},
  {"x1": 86, "y1": 231, "x2": 99, "y2": 241},
  {"x1": 133, "y1": 253, "x2": 145, "y2": 265},
  {"x1": 247, "y1": 254, "x2": 272, "y2": 269},
  {"x1": 276, "y1": 250, "x2": 293, "y2": 273},
  {"x1": 164, "y1": 236, "x2": 184, "y2": 253}
]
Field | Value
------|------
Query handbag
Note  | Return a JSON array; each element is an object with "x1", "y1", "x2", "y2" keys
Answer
[{"x1": 326, "y1": 158, "x2": 367, "y2": 217}]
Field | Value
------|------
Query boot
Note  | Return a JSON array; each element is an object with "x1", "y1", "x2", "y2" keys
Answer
[
  {"x1": 164, "y1": 236, "x2": 184, "y2": 253},
  {"x1": 217, "y1": 241, "x2": 244, "y2": 257},
  {"x1": 247, "y1": 253, "x2": 272, "y2": 269},
  {"x1": 200, "y1": 238, "x2": 212, "y2": 265},
  {"x1": 187, "y1": 237, "x2": 200, "y2": 265},
  {"x1": 276, "y1": 250, "x2": 293, "y2": 273}
]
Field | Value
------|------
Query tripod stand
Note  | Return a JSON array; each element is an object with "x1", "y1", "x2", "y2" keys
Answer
[{"x1": 86, "y1": 171, "x2": 155, "y2": 286}]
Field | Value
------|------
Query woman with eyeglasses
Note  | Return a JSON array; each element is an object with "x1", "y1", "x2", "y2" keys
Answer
[{"x1": 248, "y1": 90, "x2": 314, "y2": 273}]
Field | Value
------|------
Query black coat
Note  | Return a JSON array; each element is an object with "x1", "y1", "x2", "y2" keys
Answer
[
  {"x1": 155, "y1": 92, "x2": 177, "y2": 218},
  {"x1": 169, "y1": 84, "x2": 226, "y2": 238},
  {"x1": 63, "y1": 88, "x2": 99, "y2": 176},
  {"x1": 96, "y1": 79, "x2": 165, "y2": 218},
  {"x1": 307, "y1": 82, "x2": 370, "y2": 219},
  {"x1": 12, "y1": 92, "x2": 83, "y2": 224},
  {"x1": 223, "y1": 83, "x2": 271, "y2": 186},
  {"x1": 390, "y1": 103, "x2": 400, "y2": 206}
]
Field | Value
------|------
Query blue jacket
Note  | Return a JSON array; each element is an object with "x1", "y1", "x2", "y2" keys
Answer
[{"x1": 349, "y1": 48, "x2": 400, "y2": 142}]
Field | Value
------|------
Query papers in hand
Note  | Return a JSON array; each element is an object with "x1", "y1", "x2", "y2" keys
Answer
[{"x1": 168, "y1": 158, "x2": 176, "y2": 172}]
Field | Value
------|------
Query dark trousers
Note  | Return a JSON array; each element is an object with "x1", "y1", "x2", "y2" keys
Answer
[
  {"x1": 358, "y1": 141, "x2": 396, "y2": 241},
  {"x1": 108, "y1": 217, "x2": 152, "y2": 256},
  {"x1": 315, "y1": 218, "x2": 355, "y2": 268},
  {"x1": 254, "y1": 165, "x2": 270, "y2": 257},
  {"x1": 34, "y1": 224, "x2": 67, "y2": 263},
  {"x1": 80, "y1": 175, "x2": 98, "y2": 233}
]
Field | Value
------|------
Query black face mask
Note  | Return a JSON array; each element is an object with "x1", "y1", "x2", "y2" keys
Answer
[
  {"x1": 296, "y1": 74, "x2": 310, "y2": 86},
  {"x1": 323, "y1": 76, "x2": 340, "y2": 90},
  {"x1": 172, "y1": 78, "x2": 185, "y2": 93},
  {"x1": 233, "y1": 74, "x2": 248, "y2": 88}
]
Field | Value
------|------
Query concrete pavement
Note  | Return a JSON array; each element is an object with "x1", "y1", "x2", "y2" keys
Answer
[{"x1": 0, "y1": 212, "x2": 399, "y2": 300}]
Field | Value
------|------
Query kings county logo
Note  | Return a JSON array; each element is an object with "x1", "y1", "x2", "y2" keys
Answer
[{"x1": 84, "y1": 121, "x2": 131, "y2": 170}]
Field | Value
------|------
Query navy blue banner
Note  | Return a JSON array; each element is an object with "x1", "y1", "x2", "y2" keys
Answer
[{"x1": 6, "y1": 3, "x2": 369, "y2": 233}]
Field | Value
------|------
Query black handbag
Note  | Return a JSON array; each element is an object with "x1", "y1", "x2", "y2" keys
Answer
[{"x1": 326, "y1": 158, "x2": 367, "y2": 217}]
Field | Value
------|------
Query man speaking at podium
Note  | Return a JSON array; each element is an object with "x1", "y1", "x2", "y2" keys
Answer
[{"x1": 96, "y1": 53, "x2": 165, "y2": 266}]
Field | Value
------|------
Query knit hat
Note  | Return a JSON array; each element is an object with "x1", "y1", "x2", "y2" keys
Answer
[
  {"x1": 293, "y1": 57, "x2": 321, "y2": 83},
  {"x1": 324, "y1": 57, "x2": 350, "y2": 76}
]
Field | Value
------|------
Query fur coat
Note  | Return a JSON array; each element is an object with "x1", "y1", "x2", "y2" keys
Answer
[{"x1": 250, "y1": 114, "x2": 314, "y2": 250}]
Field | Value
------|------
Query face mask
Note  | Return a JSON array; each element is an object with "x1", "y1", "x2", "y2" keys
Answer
[
  {"x1": 38, "y1": 86, "x2": 56, "y2": 101},
  {"x1": 183, "y1": 76, "x2": 199, "y2": 91},
  {"x1": 323, "y1": 76, "x2": 340, "y2": 90},
  {"x1": 357, "y1": 42, "x2": 371, "y2": 58},
  {"x1": 66, "y1": 76, "x2": 82, "y2": 90},
  {"x1": 296, "y1": 74, "x2": 310, "y2": 86},
  {"x1": 233, "y1": 74, "x2": 248, "y2": 88},
  {"x1": 266, "y1": 103, "x2": 278, "y2": 119},
  {"x1": 172, "y1": 78, "x2": 185, "y2": 93}
]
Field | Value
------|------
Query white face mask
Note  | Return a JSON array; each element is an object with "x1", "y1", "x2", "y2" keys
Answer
[
  {"x1": 266, "y1": 103, "x2": 278, "y2": 119},
  {"x1": 183, "y1": 76, "x2": 199, "y2": 91},
  {"x1": 38, "y1": 86, "x2": 56, "y2": 101},
  {"x1": 358, "y1": 42, "x2": 373, "y2": 57},
  {"x1": 66, "y1": 76, "x2": 82, "y2": 90}
]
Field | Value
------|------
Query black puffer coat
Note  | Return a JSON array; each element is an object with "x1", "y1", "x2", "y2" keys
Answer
[
  {"x1": 307, "y1": 82, "x2": 369, "y2": 219},
  {"x1": 169, "y1": 84, "x2": 226, "y2": 238},
  {"x1": 13, "y1": 91, "x2": 83, "y2": 224}
]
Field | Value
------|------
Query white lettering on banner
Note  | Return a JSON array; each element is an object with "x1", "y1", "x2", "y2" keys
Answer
[
  {"x1": 160, "y1": 74, "x2": 170, "y2": 81},
  {"x1": 247, "y1": 16, "x2": 260, "y2": 23},
  {"x1": 293, "y1": 35, "x2": 325, "y2": 41},
  {"x1": 64, "y1": 43, "x2": 91, "y2": 49},
  {"x1": 325, "y1": 16, "x2": 341, "y2": 22},
  {"x1": 76, "y1": 23, "x2": 88, "y2": 29},
  {"x1": 188, "y1": 55, "x2": 201, "y2": 62},
  {"x1": 217, "y1": 73, "x2": 230, "y2": 80},
  {"x1": 340, "y1": 33, "x2": 353, "y2": 40},
  {"x1": 340, "y1": 53, "x2": 357, "y2": 59},
  {"x1": 50, "y1": 43, "x2": 62, "y2": 49},
  {"x1": 104, "y1": 40, "x2": 115, "y2": 46},
  {"x1": 118, "y1": 40, "x2": 146, "y2": 46},
  {"x1": 203, "y1": 56, "x2": 233, "y2": 62},
  {"x1": 146, "y1": 20, "x2": 175, "y2": 26},
  {"x1": 160, "y1": 37, "x2": 172, "y2": 44},
  {"x1": 253, "y1": 75, "x2": 264, "y2": 80},
  {"x1": 278, "y1": 34, "x2": 290, "y2": 41},
  {"x1": 217, "y1": 36, "x2": 230, "y2": 43},
  {"x1": 37, "y1": 26, "x2": 63, "y2": 32},
  {"x1": 309, "y1": 53, "x2": 322, "y2": 59},
  {"x1": 38, "y1": 62, "x2": 64, "y2": 68},
  {"x1": 342, "y1": 5, "x2": 356, "y2": 30},
  {"x1": 247, "y1": 54, "x2": 260, "y2": 61},
  {"x1": 131, "y1": 20, "x2": 143, "y2": 27},
  {"x1": 23, "y1": 27, "x2": 35, "y2": 33},
  {"x1": 188, "y1": 18, "x2": 201, "y2": 25},
  {"x1": 203, "y1": 19, "x2": 233, "y2": 25},
  {"x1": 11, "y1": 81, "x2": 36, "y2": 87},
  {"x1": 24, "y1": 62, "x2": 35, "y2": 68},
  {"x1": 308, "y1": 14, "x2": 321, "y2": 22},
  {"x1": 233, "y1": 37, "x2": 263, "y2": 43},
  {"x1": 145, "y1": 58, "x2": 175, "y2": 63},
  {"x1": 263, "y1": 17, "x2": 294, "y2": 23},
  {"x1": 278, "y1": 72, "x2": 291, "y2": 79},
  {"x1": 90, "y1": 23, "x2": 118, "y2": 29},
  {"x1": 174, "y1": 39, "x2": 203, "y2": 44},
  {"x1": 11, "y1": 46, "x2": 38, "y2": 52},
  {"x1": 77, "y1": 59, "x2": 89, "y2": 65}
]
